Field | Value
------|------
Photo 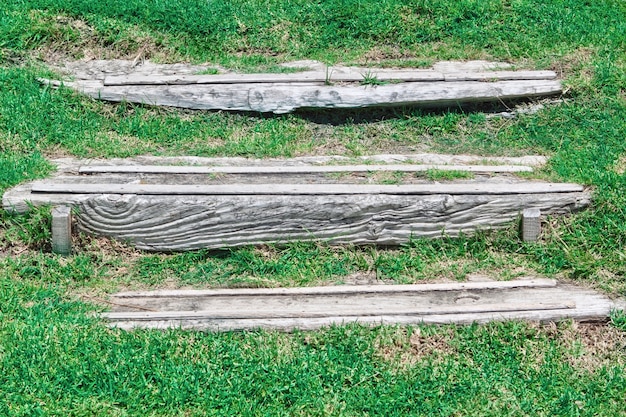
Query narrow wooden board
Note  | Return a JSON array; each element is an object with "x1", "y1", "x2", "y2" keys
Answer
[
  {"x1": 58, "y1": 79, "x2": 562, "y2": 113},
  {"x1": 102, "y1": 70, "x2": 556, "y2": 86},
  {"x1": 113, "y1": 279, "x2": 556, "y2": 298},
  {"x1": 78, "y1": 164, "x2": 533, "y2": 175},
  {"x1": 31, "y1": 182, "x2": 583, "y2": 195}
]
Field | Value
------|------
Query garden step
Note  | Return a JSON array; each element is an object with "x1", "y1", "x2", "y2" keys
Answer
[
  {"x1": 41, "y1": 60, "x2": 562, "y2": 114},
  {"x1": 2, "y1": 155, "x2": 590, "y2": 253}
]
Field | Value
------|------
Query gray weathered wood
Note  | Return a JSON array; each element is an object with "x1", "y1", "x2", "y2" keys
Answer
[
  {"x1": 113, "y1": 278, "x2": 557, "y2": 298},
  {"x1": 104, "y1": 302, "x2": 574, "y2": 320},
  {"x1": 53, "y1": 79, "x2": 562, "y2": 114},
  {"x1": 102, "y1": 281, "x2": 619, "y2": 331},
  {"x1": 522, "y1": 208, "x2": 541, "y2": 242},
  {"x1": 77, "y1": 164, "x2": 534, "y2": 175},
  {"x1": 442, "y1": 71, "x2": 556, "y2": 81},
  {"x1": 71, "y1": 191, "x2": 588, "y2": 251},
  {"x1": 102, "y1": 70, "x2": 556, "y2": 86},
  {"x1": 51, "y1": 205, "x2": 72, "y2": 255},
  {"x1": 30, "y1": 182, "x2": 583, "y2": 196}
]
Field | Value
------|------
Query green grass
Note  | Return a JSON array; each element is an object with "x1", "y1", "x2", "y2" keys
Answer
[{"x1": 1, "y1": 0, "x2": 626, "y2": 414}]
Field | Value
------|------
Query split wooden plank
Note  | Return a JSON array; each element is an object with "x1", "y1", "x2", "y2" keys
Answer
[
  {"x1": 102, "y1": 70, "x2": 556, "y2": 86},
  {"x1": 56, "y1": 79, "x2": 563, "y2": 114},
  {"x1": 108, "y1": 280, "x2": 560, "y2": 313},
  {"x1": 31, "y1": 182, "x2": 583, "y2": 196},
  {"x1": 112, "y1": 279, "x2": 557, "y2": 298},
  {"x1": 71, "y1": 192, "x2": 589, "y2": 251},
  {"x1": 103, "y1": 282, "x2": 618, "y2": 331},
  {"x1": 103, "y1": 302, "x2": 574, "y2": 321},
  {"x1": 78, "y1": 164, "x2": 534, "y2": 175}
]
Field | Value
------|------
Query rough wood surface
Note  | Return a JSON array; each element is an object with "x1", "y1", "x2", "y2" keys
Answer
[
  {"x1": 31, "y1": 182, "x2": 583, "y2": 195},
  {"x1": 103, "y1": 280, "x2": 619, "y2": 331},
  {"x1": 59, "y1": 153, "x2": 549, "y2": 170},
  {"x1": 77, "y1": 163, "x2": 534, "y2": 175},
  {"x1": 52, "y1": 79, "x2": 562, "y2": 114},
  {"x1": 105, "y1": 302, "x2": 574, "y2": 320},
  {"x1": 113, "y1": 278, "x2": 557, "y2": 298},
  {"x1": 1, "y1": 154, "x2": 552, "y2": 214},
  {"x1": 72, "y1": 191, "x2": 588, "y2": 251},
  {"x1": 54, "y1": 59, "x2": 518, "y2": 80},
  {"x1": 102, "y1": 70, "x2": 556, "y2": 86}
]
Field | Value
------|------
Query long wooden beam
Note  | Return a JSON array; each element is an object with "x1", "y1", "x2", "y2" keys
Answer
[
  {"x1": 102, "y1": 70, "x2": 557, "y2": 86},
  {"x1": 60, "y1": 79, "x2": 563, "y2": 113},
  {"x1": 112, "y1": 279, "x2": 557, "y2": 298},
  {"x1": 31, "y1": 182, "x2": 583, "y2": 195}
]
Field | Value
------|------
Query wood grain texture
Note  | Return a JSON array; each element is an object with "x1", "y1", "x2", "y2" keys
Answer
[
  {"x1": 103, "y1": 283, "x2": 617, "y2": 331},
  {"x1": 55, "y1": 153, "x2": 550, "y2": 170},
  {"x1": 73, "y1": 192, "x2": 589, "y2": 251},
  {"x1": 112, "y1": 278, "x2": 557, "y2": 298},
  {"x1": 55, "y1": 79, "x2": 562, "y2": 113},
  {"x1": 102, "y1": 70, "x2": 555, "y2": 86},
  {"x1": 104, "y1": 302, "x2": 574, "y2": 320}
]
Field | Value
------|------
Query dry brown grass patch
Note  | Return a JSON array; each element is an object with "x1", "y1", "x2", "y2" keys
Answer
[
  {"x1": 376, "y1": 327, "x2": 455, "y2": 367},
  {"x1": 551, "y1": 47, "x2": 596, "y2": 83},
  {"x1": 542, "y1": 321, "x2": 626, "y2": 373}
]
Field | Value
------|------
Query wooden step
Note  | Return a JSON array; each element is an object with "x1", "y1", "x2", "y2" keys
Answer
[
  {"x1": 2, "y1": 157, "x2": 590, "y2": 252},
  {"x1": 101, "y1": 279, "x2": 619, "y2": 331},
  {"x1": 43, "y1": 61, "x2": 561, "y2": 114}
]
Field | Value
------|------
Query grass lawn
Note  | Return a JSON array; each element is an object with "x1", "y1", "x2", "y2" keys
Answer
[{"x1": 1, "y1": 0, "x2": 626, "y2": 415}]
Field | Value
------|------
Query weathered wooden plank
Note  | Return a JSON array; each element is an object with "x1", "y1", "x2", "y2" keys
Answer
[
  {"x1": 31, "y1": 182, "x2": 583, "y2": 195},
  {"x1": 443, "y1": 70, "x2": 556, "y2": 81},
  {"x1": 112, "y1": 278, "x2": 556, "y2": 298},
  {"x1": 59, "y1": 154, "x2": 550, "y2": 170},
  {"x1": 102, "y1": 70, "x2": 555, "y2": 86},
  {"x1": 103, "y1": 70, "x2": 443, "y2": 86},
  {"x1": 72, "y1": 192, "x2": 589, "y2": 251},
  {"x1": 2, "y1": 183, "x2": 94, "y2": 213},
  {"x1": 103, "y1": 283, "x2": 617, "y2": 331},
  {"x1": 78, "y1": 164, "x2": 533, "y2": 175},
  {"x1": 108, "y1": 281, "x2": 564, "y2": 314},
  {"x1": 103, "y1": 302, "x2": 574, "y2": 321},
  {"x1": 57, "y1": 79, "x2": 563, "y2": 113}
]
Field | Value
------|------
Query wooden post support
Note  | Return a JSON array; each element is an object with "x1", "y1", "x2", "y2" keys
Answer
[
  {"x1": 522, "y1": 208, "x2": 541, "y2": 242},
  {"x1": 52, "y1": 205, "x2": 72, "y2": 255}
]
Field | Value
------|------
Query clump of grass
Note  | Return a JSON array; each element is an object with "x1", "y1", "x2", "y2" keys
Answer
[
  {"x1": 425, "y1": 169, "x2": 475, "y2": 181},
  {"x1": 0, "y1": 206, "x2": 52, "y2": 252},
  {"x1": 360, "y1": 70, "x2": 386, "y2": 86}
]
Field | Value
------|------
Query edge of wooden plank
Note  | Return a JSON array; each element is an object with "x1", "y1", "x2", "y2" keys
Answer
[
  {"x1": 30, "y1": 182, "x2": 584, "y2": 195},
  {"x1": 111, "y1": 279, "x2": 557, "y2": 298},
  {"x1": 78, "y1": 164, "x2": 534, "y2": 175}
]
